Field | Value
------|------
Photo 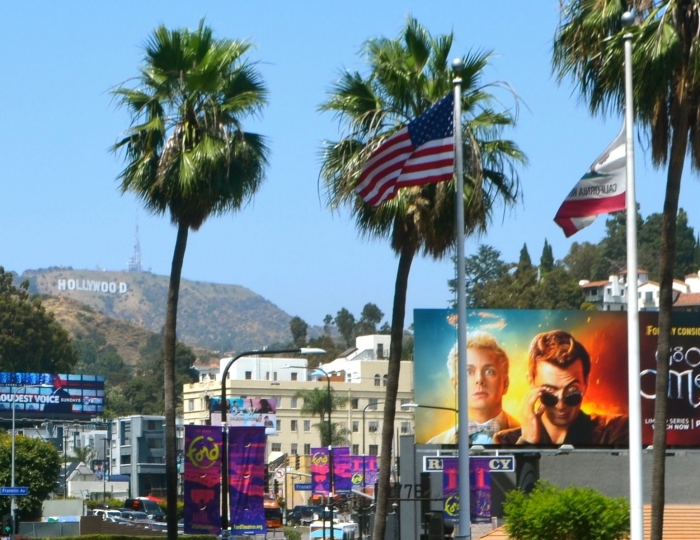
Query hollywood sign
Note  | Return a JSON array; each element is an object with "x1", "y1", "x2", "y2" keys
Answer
[{"x1": 57, "y1": 279, "x2": 128, "y2": 294}]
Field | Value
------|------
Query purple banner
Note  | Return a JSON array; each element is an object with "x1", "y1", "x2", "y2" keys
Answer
[
  {"x1": 184, "y1": 425, "x2": 222, "y2": 535},
  {"x1": 442, "y1": 457, "x2": 492, "y2": 526},
  {"x1": 311, "y1": 447, "x2": 330, "y2": 495},
  {"x1": 349, "y1": 456, "x2": 378, "y2": 489},
  {"x1": 229, "y1": 426, "x2": 267, "y2": 534},
  {"x1": 333, "y1": 447, "x2": 352, "y2": 493}
]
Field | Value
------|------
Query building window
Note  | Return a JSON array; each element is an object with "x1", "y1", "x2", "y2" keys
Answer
[
  {"x1": 188, "y1": 399, "x2": 195, "y2": 412},
  {"x1": 352, "y1": 444, "x2": 359, "y2": 455},
  {"x1": 291, "y1": 397, "x2": 298, "y2": 409},
  {"x1": 120, "y1": 454, "x2": 131, "y2": 465},
  {"x1": 400, "y1": 421, "x2": 410, "y2": 434},
  {"x1": 291, "y1": 372, "x2": 298, "y2": 381},
  {"x1": 352, "y1": 421, "x2": 359, "y2": 433},
  {"x1": 351, "y1": 398, "x2": 359, "y2": 410},
  {"x1": 645, "y1": 291, "x2": 653, "y2": 302},
  {"x1": 121, "y1": 421, "x2": 131, "y2": 445},
  {"x1": 368, "y1": 398, "x2": 378, "y2": 411},
  {"x1": 147, "y1": 438, "x2": 164, "y2": 449},
  {"x1": 400, "y1": 398, "x2": 411, "y2": 407},
  {"x1": 273, "y1": 372, "x2": 278, "y2": 381},
  {"x1": 265, "y1": 371, "x2": 270, "y2": 380},
  {"x1": 291, "y1": 420, "x2": 298, "y2": 432},
  {"x1": 368, "y1": 421, "x2": 379, "y2": 433},
  {"x1": 374, "y1": 374, "x2": 381, "y2": 387},
  {"x1": 245, "y1": 371, "x2": 252, "y2": 380},
  {"x1": 383, "y1": 374, "x2": 388, "y2": 387},
  {"x1": 369, "y1": 444, "x2": 379, "y2": 456},
  {"x1": 276, "y1": 420, "x2": 281, "y2": 431},
  {"x1": 291, "y1": 443, "x2": 298, "y2": 455},
  {"x1": 304, "y1": 420, "x2": 311, "y2": 432},
  {"x1": 377, "y1": 343, "x2": 384, "y2": 359},
  {"x1": 271, "y1": 443, "x2": 282, "y2": 452},
  {"x1": 304, "y1": 444, "x2": 311, "y2": 455}
]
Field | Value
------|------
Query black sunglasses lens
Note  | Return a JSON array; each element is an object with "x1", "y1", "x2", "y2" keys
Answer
[
  {"x1": 540, "y1": 392, "x2": 558, "y2": 407},
  {"x1": 563, "y1": 392, "x2": 583, "y2": 406}
]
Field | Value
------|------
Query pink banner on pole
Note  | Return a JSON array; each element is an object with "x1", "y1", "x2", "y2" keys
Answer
[
  {"x1": 311, "y1": 447, "x2": 330, "y2": 495},
  {"x1": 442, "y1": 457, "x2": 492, "y2": 526},
  {"x1": 184, "y1": 425, "x2": 222, "y2": 535},
  {"x1": 333, "y1": 447, "x2": 352, "y2": 493},
  {"x1": 229, "y1": 426, "x2": 267, "y2": 534}
]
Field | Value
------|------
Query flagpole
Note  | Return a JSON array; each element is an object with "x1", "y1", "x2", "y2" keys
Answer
[
  {"x1": 452, "y1": 57, "x2": 471, "y2": 540},
  {"x1": 622, "y1": 11, "x2": 643, "y2": 540}
]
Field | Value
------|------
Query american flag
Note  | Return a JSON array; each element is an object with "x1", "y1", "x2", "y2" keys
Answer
[{"x1": 355, "y1": 93, "x2": 455, "y2": 207}]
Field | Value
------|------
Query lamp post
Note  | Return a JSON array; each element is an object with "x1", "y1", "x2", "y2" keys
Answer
[
  {"x1": 220, "y1": 347, "x2": 325, "y2": 534},
  {"x1": 11, "y1": 385, "x2": 48, "y2": 535}
]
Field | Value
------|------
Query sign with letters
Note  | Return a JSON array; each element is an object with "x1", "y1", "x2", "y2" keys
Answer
[{"x1": 423, "y1": 455, "x2": 514, "y2": 473}]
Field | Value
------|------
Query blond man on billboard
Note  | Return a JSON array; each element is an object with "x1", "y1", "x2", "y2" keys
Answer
[
  {"x1": 428, "y1": 332, "x2": 518, "y2": 444},
  {"x1": 493, "y1": 330, "x2": 628, "y2": 446}
]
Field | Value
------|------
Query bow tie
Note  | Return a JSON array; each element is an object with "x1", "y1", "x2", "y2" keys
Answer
[{"x1": 468, "y1": 418, "x2": 502, "y2": 438}]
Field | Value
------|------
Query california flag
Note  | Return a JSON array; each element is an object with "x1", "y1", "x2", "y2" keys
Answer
[{"x1": 554, "y1": 125, "x2": 626, "y2": 237}]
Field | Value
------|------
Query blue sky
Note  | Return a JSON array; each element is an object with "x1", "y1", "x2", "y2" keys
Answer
[{"x1": 2, "y1": 1, "x2": 697, "y2": 329}]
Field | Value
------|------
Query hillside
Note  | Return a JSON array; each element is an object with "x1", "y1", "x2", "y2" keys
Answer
[
  {"x1": 22, "y1": 268, "x2": 293, "y2": 354},
  {"x1": 40, "y1": 295, "x2": 219, "y2": 366}
]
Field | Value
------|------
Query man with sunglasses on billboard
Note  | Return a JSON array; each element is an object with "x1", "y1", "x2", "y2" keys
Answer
[{"x1": 493, "y1": 330, "x2": 628, "y2": 446}]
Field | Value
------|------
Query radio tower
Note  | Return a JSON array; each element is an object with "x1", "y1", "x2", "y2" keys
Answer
[{"x1": 127, "y1": 219, "x2": 143, "y2": 273}]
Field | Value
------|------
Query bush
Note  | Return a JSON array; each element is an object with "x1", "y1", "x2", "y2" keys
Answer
[
  {"x1": 284, "y1": 526, "x2": 302, "y2": 540},
  {"x1": 504, "y1": 481, "x2": 630, "y2": 540}
]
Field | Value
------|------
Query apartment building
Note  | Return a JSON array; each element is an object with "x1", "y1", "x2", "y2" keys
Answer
[{"x1": 182, "y1": 335, "x2": 416, "y2": 458}]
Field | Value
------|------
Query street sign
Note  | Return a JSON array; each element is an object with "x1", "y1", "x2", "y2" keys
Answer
[
  {"x1": 422, "y1": 455, "x2": 515, "y2": 473},
  {"x1": 294, "y1": 483, "x2": 312, "y2": 491},
  {"x1": 0, "y1": 487, "x2": 28, "y2": 496},
  {"x1": 274, "y1": 468, "x2": 285, "y2": 479}
]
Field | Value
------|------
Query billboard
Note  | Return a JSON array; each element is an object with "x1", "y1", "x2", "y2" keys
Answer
[
  {"x1": 209, "y1": 397, "x2": 277, "y2": 435},
  {"x1": 0, "y1": 372, "x2": 105, "y2": 420},
  {"x1": 414, "y1": 309, "x2": 700, "y2": 448}
]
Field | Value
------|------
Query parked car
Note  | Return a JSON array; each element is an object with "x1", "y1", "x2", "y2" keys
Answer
[
  {"x1": 288, "y1": 505, "x2": 322, "y2": 525},
  {"x1": 123, "y1": 497, "x2": 166, "y2": 522}
]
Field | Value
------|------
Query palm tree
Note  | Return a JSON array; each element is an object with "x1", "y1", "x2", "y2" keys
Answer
[
  {"x1": 112, "y1": 21, "x2": 268, "y2": 539},
  {"x1": 319, "y1": 17, "x2": 525, "y2": 540},
  {"x1": 295, "y1": 387, "x2": 349, "y2": 446},
  {"x1": 553, "y1": 3, "x2": 700, "y2": 538}
]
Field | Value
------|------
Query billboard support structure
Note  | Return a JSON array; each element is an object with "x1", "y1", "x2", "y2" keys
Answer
[
  {"x1": 451, "y1": 58, "x2": 471, "y2": 540},
  {"x1": 622, "y1": 12, "x2": 643, "y2": 540}
]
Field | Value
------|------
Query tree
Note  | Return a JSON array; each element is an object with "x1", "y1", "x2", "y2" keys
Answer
[
  {"x1": 0, "y1": 267, "x2": 77, "y2": 373},
  {"x1": 448, "y1": 244, "x2": 511, "y2": 308},
  {"x1": 294, "y1": 387, "x2": 349, "y2": 446},
  {"x1": 540, "y1": 239, "x2": 554, "y2": 275},
  {"x1": 356, "y1": 303, "x2": 385, "y2": 336},
  {"x1": 0, "y1": 434, "x2": 61, "y2": 519},
  {"x1": 289, "y1": 316, "x2": 308, "y2": 347},
  {"x1": 563, "y1": 241, "x2": 599, "y2": 282},
  {"x1": 516, "y1": 243, "x2": 533, "y2": 277},
  {"x1": 319, "y1": 17, "x2": 525, "y2": 540},
  {"x1": 112, "y1": 21, "x2": 268, "y2": 539},
  {"x1": 553, "y1": 3, "x2": 700, "y2": 537},
  {"x1": 334, "y1": 308, "x2": 356, "y2": 348}
]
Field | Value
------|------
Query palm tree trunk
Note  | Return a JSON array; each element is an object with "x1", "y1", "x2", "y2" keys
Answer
[
  {"x1": 372, "y1": 245, "x2": 414, "y2": 540},
  {"x1": 164, "y1": 221, "x2": 189, "y2": 540},
  {"x1": 650, "y1": 95, "x2": 688, "y2": 540}
]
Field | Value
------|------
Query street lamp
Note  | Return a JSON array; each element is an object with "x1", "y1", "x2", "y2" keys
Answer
[
  {"x1": 11, "y1": 384, "x2": 49, "y2": 535},
  {"x1": 220, "y1": 347, "x2": 325, "y2": 534},
  {"x1": 401, "y1": 403, "x2": 457, "y2": 414}
]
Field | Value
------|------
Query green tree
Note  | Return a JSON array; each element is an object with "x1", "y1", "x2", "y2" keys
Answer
[
  {"x1": 112, "y1": 21, "x2": 268, "y2": 538},
  {"x1": 540, "y1": 239, "x2": 554, "y2": 275},
  {"x1": 319, "y1": 17, "x2": 525, "y2": 539},
  {"x1": 563, "y1": 241, "x2": 599, "y2": 282},
  {"x1": 0, "y1": 267, "x2": 77, "y2": 373},
  {"x1": 504, "y1": 481, "x2": 629, "y2": 540},
  {"x1": 334, "y1": 308, "x2": 356, "y2": 348},
  {"x1": 294, "y1": 387, "x2": 349, "y2": 446},
  {"x1": 553, "y1": 3, "x2": 700, "y2": 537},
  {"x1": 516, "y1": 243, "x2": 533, "y2": 278},
  {"x1": 0, "y1": 434, "x2": 61, "y2": 519},
  {"x1": 356, "y1": 303, "x2": 385, "y2": 336},
  {"x1": 449, "y1": 244, "x2": 511, "y2": 308},
  {"x1": 289, "y1": 316, "x2": 308, "y2": 347}
]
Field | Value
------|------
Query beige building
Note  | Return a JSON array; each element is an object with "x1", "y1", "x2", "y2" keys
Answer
[{"x1": 182, "y1": 335, "x2": 415, "y2": 504}]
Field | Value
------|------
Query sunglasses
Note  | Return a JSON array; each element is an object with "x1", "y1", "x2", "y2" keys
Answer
[{"x1": 540, "y1": 391, "x2": 583, "y2": 407}]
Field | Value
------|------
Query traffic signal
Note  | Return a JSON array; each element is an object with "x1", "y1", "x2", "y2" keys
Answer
[
  {"x1": 13, "y1": 515, "x2": 18, "y2": 535},
  {"x1": 273, "y1": 480, "x2": 279, "y2": 495},
  {"x1": 3, "y1": 515, "x2": 12, "y2": 536},
  {"x1": 295, "y1": 455, "x2": 300, "y2": 469},
  {"x1": 264, "y1": 469, "x2": 270, "y2": 493}
]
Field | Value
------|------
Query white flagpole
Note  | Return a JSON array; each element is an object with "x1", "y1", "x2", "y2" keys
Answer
[
  {"x1": 622, "y1": 11, "x2": 643, "y2": 540},
  {"x1": 452, "y1": 57, "x2": 471, "y2": 540}
]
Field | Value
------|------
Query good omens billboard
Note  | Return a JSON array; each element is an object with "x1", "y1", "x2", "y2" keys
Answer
[
  {"x1": 0, "y1": 373, "x2": 105, "y2": 420},
  {"x1": 413, "y1": 309, "x2": 700, "y2": 449}
]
